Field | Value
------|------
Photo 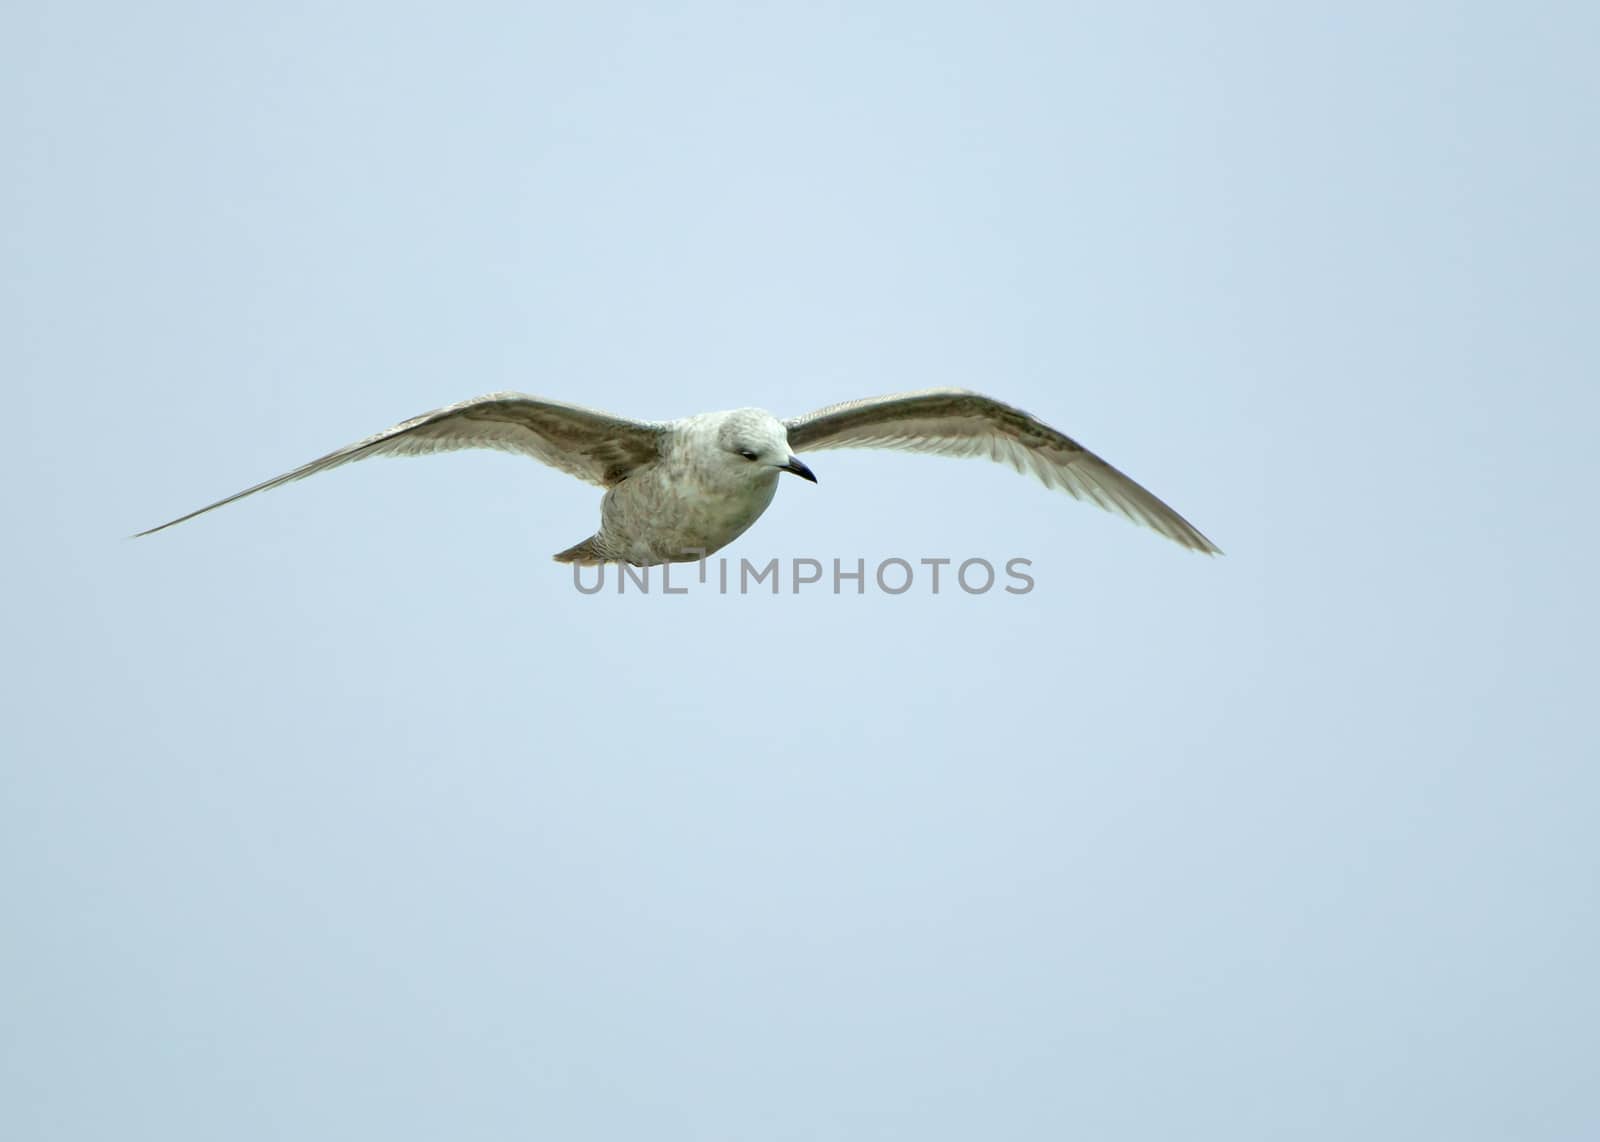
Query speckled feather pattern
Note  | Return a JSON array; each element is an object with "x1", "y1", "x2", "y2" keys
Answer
[
  {"x1": 786, "y1": 388, "x2": 1220, "y2": 554},
  {"x1": 137, "y1": 388, "x2": 1219, "y2": 561},
  {"x1": 575, "y1": 413, "x2": 782, "y2": 565}
]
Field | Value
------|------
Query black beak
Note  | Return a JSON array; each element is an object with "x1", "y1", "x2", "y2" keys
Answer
[{"x1": 781, "y1": 456, "x2": 818, "y2": 483}]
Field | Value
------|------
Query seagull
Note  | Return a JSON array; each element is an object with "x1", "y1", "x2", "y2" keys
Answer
[{"x1": 135, "y1": 388, "x2": 1220, "y2": 562}]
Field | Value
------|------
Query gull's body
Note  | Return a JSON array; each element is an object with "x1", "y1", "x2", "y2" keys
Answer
[
  {"x1": 564, "y1": 410, "x2": 792, "y2": 565},
  {"x1": 136, "y1": 389, "x2": 1221, "y2": 561}
]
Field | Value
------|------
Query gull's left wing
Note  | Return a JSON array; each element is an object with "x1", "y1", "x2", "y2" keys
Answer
[{"x1": 784, "y1": 388, "x2": 1220, "y2": 554}]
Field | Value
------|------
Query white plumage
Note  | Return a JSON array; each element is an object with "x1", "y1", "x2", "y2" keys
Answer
[{"x1": 137, "y1": 388, "x2": 1220, "y2": 562}]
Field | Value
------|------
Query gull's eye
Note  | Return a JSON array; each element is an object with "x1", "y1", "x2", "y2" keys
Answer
[{"x1": 737, "y1": 448, "x2": 759, "y2": 461}]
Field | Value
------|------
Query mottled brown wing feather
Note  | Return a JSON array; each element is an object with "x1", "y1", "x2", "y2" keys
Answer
[
  {"x1": 785, "y1": 388, "x2": 1220, "y2": 554},
  {"x1": 136, "y1": 392, "x2": 663, "y2": 537}
]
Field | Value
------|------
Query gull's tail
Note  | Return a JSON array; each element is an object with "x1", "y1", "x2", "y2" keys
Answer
[{"x1": 552, "y1": 536, "x2": 608, "y2": 564}]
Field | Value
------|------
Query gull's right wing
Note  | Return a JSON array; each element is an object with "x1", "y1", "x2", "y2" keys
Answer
[{"x1": 135, "y1": 392, "x2": 665, "y2": 537}]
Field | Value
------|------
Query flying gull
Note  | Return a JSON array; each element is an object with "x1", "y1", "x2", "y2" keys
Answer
[{"x1": 136, "y1": 389, "x2": 1220, "y2": 562}]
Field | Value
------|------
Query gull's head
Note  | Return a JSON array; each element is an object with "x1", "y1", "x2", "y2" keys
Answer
[{"x1": 715, "y1": 409, "x2": 817, "y2": 484}]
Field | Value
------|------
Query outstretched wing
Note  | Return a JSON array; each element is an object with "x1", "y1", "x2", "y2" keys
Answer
[
  {"x1": 136, "y1": 392, "x2": 664, "y2": 537},
  {"x1": 785, "y1": 388, "x2": 1219, "y2": 554}
]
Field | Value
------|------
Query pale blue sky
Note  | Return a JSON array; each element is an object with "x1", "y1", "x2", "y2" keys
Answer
[{"x1": 4, "y1": 2, "x2": 1598, "y2": 1139}]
